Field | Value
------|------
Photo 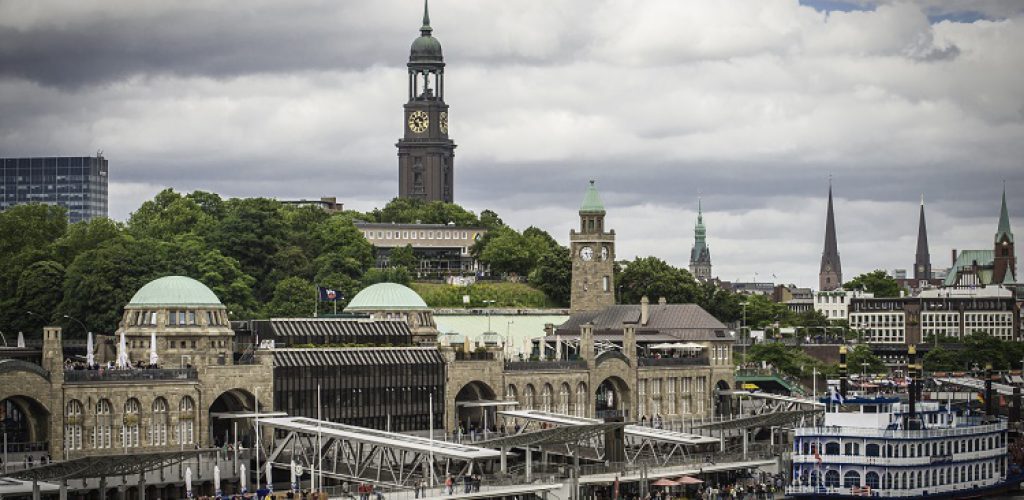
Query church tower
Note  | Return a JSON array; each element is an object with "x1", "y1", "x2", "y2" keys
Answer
[
  {"x1": 689, "y1": 199, "x2": 712, "y2": 280},
  {"x1": 819, "y1": 184, "x2": 843, "y2": 291},
  {"x1": 570, "y1": 181, "x2": 615, "y2": 314},
  {"x1": 914, "y1": 195, "x2": 932, "y2": 281},
  {"x1": 396, "y1": 0, "x2": 456, "y2": 203},
  {"x1": 993, "y1": 186, "x2": 1016, "y2": 284}
]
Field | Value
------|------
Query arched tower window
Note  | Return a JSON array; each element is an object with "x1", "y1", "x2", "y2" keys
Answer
[
  {"x1": 123, "y1": 398, "x2": 141, "y2": 448},
  {"x1": 94, "y1": 399, "x2": 113, "y2": 449},
  {"x1": 523, "y1": 385, "x2": 536, "y2": 410},
  {"x1": 559, "y1": 383, "x2": 570, "y2": 415},
  {"x1": 575, "y1": 383, "x2": 587, "y2": 417},
  {"x1": 151, "y1": 397, "x2": 169, "y2": 446},
  {"x1": 64, "y1": 400, "x2": 84, "y2": 450},
  {"x1": 540, "y1": 384, "x2": 553, "y2": 413},
  {"x1": 178, "y1": 396, "x2": 195, "y2": 445}
]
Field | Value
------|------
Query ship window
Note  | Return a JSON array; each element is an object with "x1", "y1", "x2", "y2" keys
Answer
[
  {"x1": 824, "y1": 470, "x2": 840, "y2": 488},
  {"x1": 865, "y1": 443, "x2": 880, "y2": 457},
  {"x1": 825, "y1": 442, "x2": 840, "y2": 455},
  {"x1": 843, "y1": 471, "x2": 861, "y2": 488},
  {"x1": 844, "y1": 442, "x2": 859, "y2": 455},
  {"x1": 865, "y1": 472, "x2": 880, "y2": 490}
]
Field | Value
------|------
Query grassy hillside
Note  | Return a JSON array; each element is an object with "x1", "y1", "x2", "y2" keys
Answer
[{"x1": 411, "y1": 281, "x2": 557, "y2": 308}]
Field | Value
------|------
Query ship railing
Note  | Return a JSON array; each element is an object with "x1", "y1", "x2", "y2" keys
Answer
[
  {"x1": 787, "y1": 479, "x2": 1003, "y2": 497},
  {"x1": 792, "y1": 448, "x2": 1004, "y2": 466},
  {"x1": 794, "y1": 422, "x2": 1005, "y2": 439}
]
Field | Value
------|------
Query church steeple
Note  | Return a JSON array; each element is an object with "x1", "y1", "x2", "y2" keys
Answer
[
  {"x1": 914, "y1": 195, "x2": 931, "y2": 281},
  {"x1": 689, "y1": 198, "x2": 712, "y2": 280},
  {"x1": 993, "y1": 185, "x2": 1016, "y2": 284},
  {"x1": 819, "y1": 183, "x2": 843, "y2": 291},
  {"x1": 398, "y1": 0, "x2": 456, "y2": 203}
]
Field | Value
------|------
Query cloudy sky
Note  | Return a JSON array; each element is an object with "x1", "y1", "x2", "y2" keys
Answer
[{"x1": 2, "y1": 0, "x2": 1022, "y2": 289}]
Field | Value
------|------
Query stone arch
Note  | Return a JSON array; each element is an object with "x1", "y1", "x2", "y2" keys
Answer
[
  {"x1": 540, "y1": 383, "x2": 554, "y2": 412},
  {"x1": 454, "y1": 381, "x2": 497, "y2": 434},
  {"x1": 558, "y1": 382, "x2": 572, "y2": 415},
  {"x1": 594, "y1": 376, "x2": 631, "y2": 417},
  {"x1": 714, "y1": 379, "x2": 732, "y2": 416},
  {"x1": 523, "y1": 384, "x2": 536, "y2": 410},
  {"x1": 0, "y1": 395, "x2": 51, "y2": 445},
  {"x1": 209, "y1": 388, "x2": 256, "y2": 448}
]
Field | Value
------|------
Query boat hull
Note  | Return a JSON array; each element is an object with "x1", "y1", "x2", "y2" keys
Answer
[{"x1": 787, "y1": 474, "x2": 1023, "y2": 499}]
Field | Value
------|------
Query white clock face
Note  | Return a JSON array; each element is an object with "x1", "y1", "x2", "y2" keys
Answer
[
  {"x1": 601, "y1": 246, "x2": 609, "y2": 261},
  {"x1": 580, "y1": 246, "x2": 594, "y2": 261}
]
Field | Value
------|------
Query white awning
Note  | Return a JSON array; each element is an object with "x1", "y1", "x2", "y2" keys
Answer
[{"x1": 648, "y1": 342, "x2": 705, "y2": 350}]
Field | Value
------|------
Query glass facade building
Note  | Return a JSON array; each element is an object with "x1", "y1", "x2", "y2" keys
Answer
[{"x1": 0, "y1": 156, "x2": 109, "y2": 223}]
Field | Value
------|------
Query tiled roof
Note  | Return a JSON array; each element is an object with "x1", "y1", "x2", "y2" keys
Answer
[
  {"x1": 554, "y1": 304, "x2": 728, "y2": 341},
  {"x1": 251, "y1": 318, "x2": 412, "y2": 345}
]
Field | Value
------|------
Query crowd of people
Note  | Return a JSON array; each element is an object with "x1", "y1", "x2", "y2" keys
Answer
[{"x1": 696, "y1": 479, "x2": 785, "y2": 499}]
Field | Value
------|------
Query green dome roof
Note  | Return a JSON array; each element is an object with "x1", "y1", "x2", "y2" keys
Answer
[
  {"x1": 580, "y1": 180, "x2": 606, "y2": 214},
  {"x1": 409, "y1": 0, "x2": 443, "y2": 63},
  {"x1": 345, "y1": 283, "x2": 429, "y2": 312},
  {"x1": 128, "y1": 276, "x2": 223, "y2": 307}
]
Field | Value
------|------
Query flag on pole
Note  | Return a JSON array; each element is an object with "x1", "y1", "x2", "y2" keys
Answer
[{"x1": 317, "y1": 286, "x2": 342, "y2": 302}]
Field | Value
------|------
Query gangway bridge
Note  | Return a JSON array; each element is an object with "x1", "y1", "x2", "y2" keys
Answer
[
  {"x1": 935, "y1": 376, "x2": 1018, "y2": 396},
  {"x1": 497, "y1": 410, "x2": 720, "y2": 465}
]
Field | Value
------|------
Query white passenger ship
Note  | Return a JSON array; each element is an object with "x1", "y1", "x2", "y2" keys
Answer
[{"x1": 787, "y1": 395, "x2": 1020, "y2": 498}]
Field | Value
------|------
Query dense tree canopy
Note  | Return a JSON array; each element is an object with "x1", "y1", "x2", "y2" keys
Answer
[{"x1": 844, "y1": 270, "x2": 901, "y2": 298}]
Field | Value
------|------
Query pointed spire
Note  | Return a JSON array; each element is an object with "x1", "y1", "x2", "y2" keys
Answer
[
  {"x1": 915, "y1": 194, "x2": 931, "y2": 280},
  {"x1": 996, "y1": 184, "x2": 1014, "y2": 243},
  {"x1": 820, "y1": 183, "x2": 842, "y2": 289},
  {"x1": 697, "y1": 197, "x2": 704, "y2": 224},
  {"x1": 421, "y1": 0, "x2": 433, "y2": 35}
]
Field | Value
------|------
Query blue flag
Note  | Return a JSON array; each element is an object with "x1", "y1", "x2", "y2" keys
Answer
[{"x1": 317, "y1": 286, "x2": 342, "y2": 302}]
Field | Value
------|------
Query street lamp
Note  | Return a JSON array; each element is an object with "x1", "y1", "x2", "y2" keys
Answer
[
  {"x1": 482, "y1": 300, "x2": 496, "y2": 332},
  {"x1": 63, "y1": 315, "x2": 89, "y2": 337}
]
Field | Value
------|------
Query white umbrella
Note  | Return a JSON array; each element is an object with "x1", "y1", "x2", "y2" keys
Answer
[
  {"x1": 86, "y1": 332, "x2": 95, "y2": 367},
  {"x1": 185, "y1": 466, "x2": 193, "y2": 498},
  {"x1": 265, "y1": 460, "x2": 273, "y2": 491},
  {"x1": 240, "y1": 464, "x2": 248, "y2": 493},
  {"x1": 214, "y1": 465, "x2": 222, "y2": 496},
  {"x1": 290, "y1": 460, "x2": 298, "y2": 492},
  {"x1": 116, "y1": 331, "x2": 130, "y2": 368},
  {"x1": 16, "y1": 332, "x2": 25, "y2": 348},
  {"x1": 149, "y1": 331, "x2": 159, "y2": 366}
]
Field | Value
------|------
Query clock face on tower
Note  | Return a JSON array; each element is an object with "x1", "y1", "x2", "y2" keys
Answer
[
  {"x1": 408, "y1": 111, "x2": 429, "y2": 134},
  {"x1": 439, "y1": 112, "x2": 448, "y2": 134},
  {"x1": 579, "y1": 246, "x2": 594, "y2": 261}
]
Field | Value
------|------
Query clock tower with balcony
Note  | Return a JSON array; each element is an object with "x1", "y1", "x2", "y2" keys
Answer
[
  {"x1": 570, "y1": 181, "x2": 616, "y2": 314},
  {"x1": 397, "y1": 0, "x2": 456, "y2": 203}
]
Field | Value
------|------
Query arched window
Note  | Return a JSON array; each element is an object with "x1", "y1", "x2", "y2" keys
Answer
[
  {"x1": 150, "y1": 398, "x2": 169, "y2": 446},
  {"x1": 559, "y1": 383, "x2": 570, "y2": 415},
  {"x1": 178, "y1": 397, "x2": 195, "y2": 445},
  {"x1": 844, "y1": 470, "x2": 861, "y2": 488},
  {"x1": 540, "y1": 384, "x2": 553, "y2": 413},
  {"x1": 824, "y1": 470, "x2": 840, "y2": 488},
  {"x1": 882, "y1": 472, "x2": 892, "y2": 490},
  {"x1": 64, "y1": 400, "x2": 84, "y2": 450},
  {"x1": 825, "y1": 442, "x2": 840, "y2": 455},
  {"x1": 94, "y1": 399, "x2": 113, "y2": 449},
  {"x1": 866, "y1": 471, "x2": 880, "y2": 490},
  {"x1": 575, "y1": 383, "x2": 587, "y2": 417},
  {"x1": 123, "y1": 398, "x2": 141, "y2": 448},
  {"x1": 866, "y1": 443, "x2": 880, "y2": 457},
  {"x1": 523, "y1": 385, "x2": 535, "y2": 410},
  {"x1": 506, "y1": 385, "x2": 518, "y2": 403}
]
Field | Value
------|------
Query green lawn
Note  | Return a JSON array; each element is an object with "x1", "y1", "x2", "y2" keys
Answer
[{"x1": 411, "y1": 281, "x2": 557, "y2": 308}]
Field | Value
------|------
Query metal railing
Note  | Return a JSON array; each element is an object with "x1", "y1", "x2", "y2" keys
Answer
[
  {"x1": 637, "y1": 356, "x2": 708, "y2": 367},
  {"x1": 455, "y1": 351, "x2": 498, "y2": 361},
  {"x1": 504, "y1": 359, "x2": 587, "y2": 371},
  {"x1": 64, "y1": 368, "x2": 198, "y2": 383}
]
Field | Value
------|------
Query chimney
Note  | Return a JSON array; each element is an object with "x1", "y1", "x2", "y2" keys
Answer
[
  {"x1": 640, "y1": 296, "x2": 650, "y2": 326},
  {"x1": 952, "y1": 249, "x2": 958, "y2": 266},
  {"x1": 658, "y1": 296, "x2": 667, "y2": 305},
  {"x1": 838, "y1": 345, "x2": 848, "y2": 400},
  {"x1": 623, "y1": 324, "x2": 637, "y2": 362},
  {"x1": 580, "y1": 323, "x2": 595, "y2": 365},
  {"x1": 985, "y1": 363, "x2": 995, "y2": 422},
  {"x1": 42, "y1": 326, "x2": 64, "y2": 380},
  {"x1": 906, "y1": 344, "x2": 923, "y2": 430}
]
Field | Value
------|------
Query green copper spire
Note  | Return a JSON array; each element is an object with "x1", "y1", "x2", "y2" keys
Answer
[
  {"x1": 996, "y1": 184, "x2": 1014, "y2": 243},
  {"x1": 693, "y1": 199, "x2": 707, "y2": 250},
  {"x1": 421, "y1": 0, "x2": 432, "y2": 34},
  {"x1": 579, "y1": 180, "x2": 605, "y2": 214}
]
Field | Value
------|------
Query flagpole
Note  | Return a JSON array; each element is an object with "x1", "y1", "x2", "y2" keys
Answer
[{"x1": 317, "y1": 384, "x2": 323, "y2": 492}]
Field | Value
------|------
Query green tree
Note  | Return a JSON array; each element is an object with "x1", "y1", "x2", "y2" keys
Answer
[
  {"x1": 52, "y1": 217, "x2": 123, "y2": 266},
  {"x1": 0, "y1": 204, "x2": 67, "y2": 262},
  {"x1": 529, "y1": 247, "x2": 571, "y2": 307},
  {"x1": 387, "y1": 244, "x2": 419, "y2": 271},
  {"x1": 844, "y1": 270, "x2": 900, "y2": 298},
  {"x1": 745, "y1": 343, "x2": 824, "y2": 377},
  {"x1": 361, "y1": 267, "x2": 412, "y2": 287},
  {"x1": 618, "y1": 257, "x2": 698, "y2": 304},
  {"x1": 208, "y1": 197, "x2": 288, "y2": 301},
  {"x1": 479, "y1": 209, "x2": 503, "y2": 229},
  {"x1": 7, "y1": 261, "x2": 66, "y2": 336},
  {"x1": 847, "y1": 345, "x2": 886, "y2": 375},
  {"x1": 265, "y1": 277, "x2": 316, "y2": 318},
  {"x1": 127, "y1": 188, "x2": 214, "y2": 239},
  {"x1": 694, "y1": 280, "x2": 743, "y2": 323},
  {"x1": 478, "y1": 227, "x2": 532, "y2": 276},
  {"x1": 741, "y1": 294, "x2": 792, "y2": 329},
  {"x1": 923, "y1": 346, "x2": 961, "y2": 372}
]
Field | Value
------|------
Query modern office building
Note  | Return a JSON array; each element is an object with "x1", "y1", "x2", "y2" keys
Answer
[
  {"x1": 355, "y1": 221, "x2": 487, "y2": 277},
  {"x1": 0, "y1": 155, "x2": 109, "y2": 222}
]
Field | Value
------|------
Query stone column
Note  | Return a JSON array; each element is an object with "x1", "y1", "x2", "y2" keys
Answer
[{"x1": 580, "y1": 324, "x2": 594, "y2": 366}]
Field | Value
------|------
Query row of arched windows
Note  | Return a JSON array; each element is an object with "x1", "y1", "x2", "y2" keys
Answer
[
  {"x1": 507, "y1": 382, "x2": 588, "y2": 417},
  {"x1": 805, "y1": 435, "x2": 1001, "y2": 458},
  {"x1": 64, "y1": 397, "x2": 195, "y2": 451},
  {"x1": 803, "y1": 461, "x2": 1000, "y2": 490}
]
